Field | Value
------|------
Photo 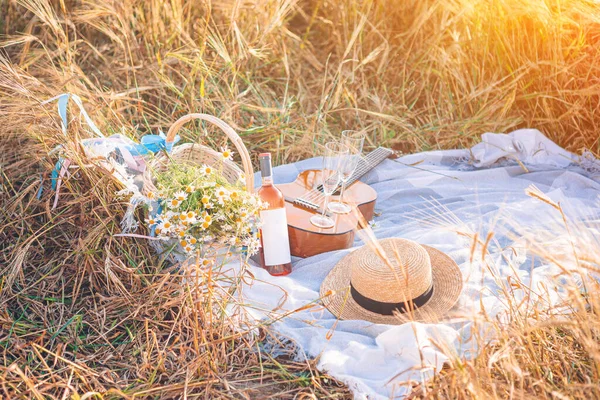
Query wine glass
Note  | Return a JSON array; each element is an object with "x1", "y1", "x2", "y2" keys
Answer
[
  {"x1": 310, "y1": 142, "x2": 349, "y2": 229},
  {"x1": 327, "y1": 130, "x2": 366, "y2": 214}
]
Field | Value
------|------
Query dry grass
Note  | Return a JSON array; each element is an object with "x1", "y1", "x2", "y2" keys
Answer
[{"x1": 1, "y1": 0, "x2": 600, "y2": 398}]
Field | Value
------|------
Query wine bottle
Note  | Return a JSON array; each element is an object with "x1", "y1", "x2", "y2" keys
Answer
[{"x1": 257, "y1": 153, "x2": 292, "y2": 276}]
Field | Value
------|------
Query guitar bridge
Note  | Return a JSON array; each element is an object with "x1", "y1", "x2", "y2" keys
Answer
[{"x1": 293, "y1": 198, "x2": 319, "y2": 211}]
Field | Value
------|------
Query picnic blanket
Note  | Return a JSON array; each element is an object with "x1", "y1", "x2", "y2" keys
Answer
[
  {"x1": 48, "y1": 96, "x2": 598, "y2": 398},
  {"x1": 232, "y1": 129, "x2": 600, "y2": 399}
]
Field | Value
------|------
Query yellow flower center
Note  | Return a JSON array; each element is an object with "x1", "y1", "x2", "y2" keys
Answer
[
  {"x1": 180, "y1": 240, "x2": 187, "y2": 247},
  {"x1": 164, "y1": 222, "x2": 171, "y2": 229},
  {"x1": 187, "y1": 212, "x2": 194, "y2": 218},
  {"x1": 202, "y1": 221, "x2": 210, "y2": 229},
  {"x1": 171, "y1": 199, "x2": 178, "y2": 206},
  {"x1": 205, "y1": 167, "x2": 212, "y2": 174},
  {"x1": 202, "y1": 196, "x2": 209, "y2": 204},
  {"x1": 204, "y1": 215, "x2": 212, "y2": 222},
  {"x1": 190, "y1": 237, "x2": 197, "y2": 244}
]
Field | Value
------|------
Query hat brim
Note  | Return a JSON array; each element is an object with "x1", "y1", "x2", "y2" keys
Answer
[{"x1": 320, "y1": 245, "x2": 463, "y2": 324}]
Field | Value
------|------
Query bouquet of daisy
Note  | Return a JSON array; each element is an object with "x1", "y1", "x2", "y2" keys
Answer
[{"x1": 144, "y1": 147, "x2": 265, "y2": 264}]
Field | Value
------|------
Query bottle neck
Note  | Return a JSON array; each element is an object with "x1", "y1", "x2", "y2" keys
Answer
[
  {"x1": 259, "y1": 154, "x2": 274, "y2": 186},
  {"x1": 262, "y1": 175, "x2": 273, "y2": 186}
]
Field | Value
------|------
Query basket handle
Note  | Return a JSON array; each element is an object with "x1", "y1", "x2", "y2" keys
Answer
[{"x1": 165, "y1": 113, "x2": 255, "y2": 192}]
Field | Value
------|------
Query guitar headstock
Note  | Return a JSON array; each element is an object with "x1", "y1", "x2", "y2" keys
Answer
[
  {"x1": 377, "y1": 147, "x2": 401, "y2": 160},
  {"x1": 388, "y1": 149, "x2": 402, "y2": 159}
]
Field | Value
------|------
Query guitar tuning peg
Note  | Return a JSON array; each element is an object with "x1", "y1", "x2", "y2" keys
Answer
[{"x1": 388, "y1": 149, "x2": 402, "y2": 159}]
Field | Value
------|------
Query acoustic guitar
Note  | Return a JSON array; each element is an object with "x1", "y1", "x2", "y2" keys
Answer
[{"x1": 278, "y1": 147, "x2": 395, "y2": 258}]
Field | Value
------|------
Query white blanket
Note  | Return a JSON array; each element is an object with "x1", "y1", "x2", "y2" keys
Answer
[{"x1": 233, "y1": 129, "x2": 600, "y2": 399}]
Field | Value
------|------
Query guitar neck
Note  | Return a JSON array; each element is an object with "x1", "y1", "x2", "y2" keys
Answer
[{"x1": 345, "y1": 147, "x2": 393, "y2": 187}]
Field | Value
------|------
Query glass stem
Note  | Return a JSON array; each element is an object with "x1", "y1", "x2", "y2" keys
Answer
[
  {"x1": 338, "y1": 181, "x2": 346, "y2": 205},
  {"x1": 322, "y1": 194, "x2": 330, "y2": 217}
]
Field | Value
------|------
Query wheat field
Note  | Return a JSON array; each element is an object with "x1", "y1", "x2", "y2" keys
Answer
[{"x1": 1, "y1": 0, "x2": 600, "y2": 398}]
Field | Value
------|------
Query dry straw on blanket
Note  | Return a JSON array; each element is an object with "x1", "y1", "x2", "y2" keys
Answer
[
  {"x1": 321, "y1": 238, "x2": 463, "y2": 324},
  {"x1": 142, "y1": 113, "x2": 255, "y2": 195}
]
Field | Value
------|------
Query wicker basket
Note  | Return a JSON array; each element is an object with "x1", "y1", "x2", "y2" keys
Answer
[
  {"x1": 142, "y1": 113, "x2": 254, "y2": 195},
  {"x1": 141, "y1": 114, "x2": 255, "y2": 262}
]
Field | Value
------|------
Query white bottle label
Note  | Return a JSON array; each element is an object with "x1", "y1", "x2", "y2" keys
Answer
[{"x1": 260, "y1": 208, "x2": 292, "y2": 266}]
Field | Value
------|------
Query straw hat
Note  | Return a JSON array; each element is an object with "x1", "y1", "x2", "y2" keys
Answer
[{"x1": 320, "y1": 238, "x2": 462, "y2": 324}]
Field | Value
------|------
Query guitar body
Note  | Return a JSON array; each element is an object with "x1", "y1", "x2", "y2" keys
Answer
[{"x1": 278, "y1": 169, "x2": 377, "y2": 258}]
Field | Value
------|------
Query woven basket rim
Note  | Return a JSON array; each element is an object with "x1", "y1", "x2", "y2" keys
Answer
[
  {"x1": 141, "y1": 143, "x2": 245, "y2": 195},
  {"x1": 141, "y1": 113, "x2": 255, "y2": 195}
]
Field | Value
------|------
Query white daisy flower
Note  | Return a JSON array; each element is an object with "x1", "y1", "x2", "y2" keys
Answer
[
  {"x1": 166, "y1": 198, "x2": 181, "y2": 209},
  {"x1": 184, "y1": 244, "x2": 196, "y2": 255},
  {"x1": 184, "y1": 211, "x2": 197, "y2": 224},
  {"x1": 173, "y1": 191, "x2": 187, "y2": 202},
  {"x1": 216, "y1": 186, "x2": 229, "y2": 198},
  {"x1": 200, "y1": 219, "x2": 212, "y2": 230},
  {"x1": 145, "y1": 216, "x2": 158, "y2": 226},
  {"x1": 215, "y1": 186, "x2": 230, "y2": 205},
  {"x1": 201, "y1": 195, "x2": 211, "y2": 207},
  {"x1": 157, "y1": 220, "x2": 174, "y2": 234},
  {"x1": 200, "y1": 164, "x2": 214, "y2": 175},
  {"x1": 220, "y1": 146, "x2": 234, "y2": 161},
  {"x1": 198, "y1": 258, "x2": 213, "y2": 268}
]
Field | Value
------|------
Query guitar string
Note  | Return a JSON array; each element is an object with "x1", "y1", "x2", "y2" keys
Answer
[
  {"x1": 299, "y1": 150, "x2": 380, "y2": 203},
  {"x1": 299, "y1": 148, "x2": 390, "y2": 205},
  {"x1": 300, "y1": 154, "x2": 375, "y2": 202},
  {"x1": 300, "y1": 148, "x2": 388, "y2": 203}
]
